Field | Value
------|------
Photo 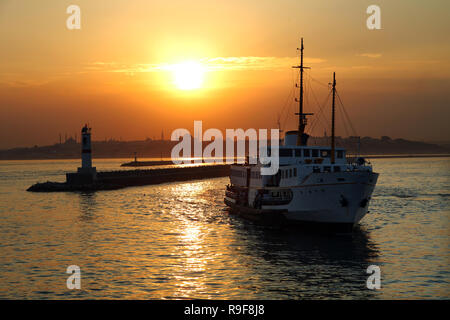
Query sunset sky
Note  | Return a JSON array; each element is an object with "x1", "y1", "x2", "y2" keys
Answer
[{"x1": 0, "y1": 0, "x2": 449, "y2": 149}]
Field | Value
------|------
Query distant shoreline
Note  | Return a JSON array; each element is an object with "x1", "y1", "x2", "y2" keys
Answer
[
  {"x1": 0, "y1": 154, "x2": 449, "y2": 162},
  {"x1": 2, "y1": 136, "x2": 448, "y2": 161},
  {"x1": 363, "y1": 154, "x2": 450, "y2": 159}
]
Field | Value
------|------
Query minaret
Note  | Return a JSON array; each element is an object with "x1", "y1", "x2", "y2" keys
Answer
[{"x1": 81, "y1": 124, "x2": 93, "y2": 169}]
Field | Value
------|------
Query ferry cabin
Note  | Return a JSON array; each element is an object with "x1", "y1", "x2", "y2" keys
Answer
[
  {"x1": 230, "y1": 144, "x2": 347, "y2": 189},
  {"x1": 228, "y1": 140, "x2": 375, "y2": 211},
  {"x1": 227, "y1": 129, "x2": 375, "y2": 210}
]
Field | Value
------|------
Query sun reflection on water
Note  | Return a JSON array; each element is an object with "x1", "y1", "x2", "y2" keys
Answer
[{"x1": 166, "y1": 182, "x2": 211, "y2": 298}]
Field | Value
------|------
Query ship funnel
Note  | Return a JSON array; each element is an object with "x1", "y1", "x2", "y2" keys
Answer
[{"x1": 284, "y1": 131, "x2": 298, "y2": 146}]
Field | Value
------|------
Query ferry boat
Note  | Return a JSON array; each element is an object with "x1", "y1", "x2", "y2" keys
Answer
[{"x1": 224, "y1": 39, "x2": 379, "y2": 232}]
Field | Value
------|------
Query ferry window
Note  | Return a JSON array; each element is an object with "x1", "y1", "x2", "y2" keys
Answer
[
  {"x1": 293, "y1": 168, "x2": 297, "y2": 176},
  {"x1": 313, "y1": 166, "x2": 320, "y2": 173},
  {"x1": 324, "y1": 166, "x2": 331, "y2": 172},
  {"x1": 337, "y1": 150, "x2": 344, "y2": 158},
  {"x1": 279, "y1": 149, "x2": 293, "y2": 157},
  {"x1": 289, "y1": 169, "x2": 292, "y2": 178},
  {"x1": 295, "y1": 149, "x2": 302, "y2": 157},
  {"x1": 334, "y1": 166, "x2": 341, "y2": 172},
  {"x1": 312, "y1": 149, "x2": 318, "y2": 157},
  {"x1": 303, "y1": 149, "x2": 310, "y2": 157},
  {"x1": 321, "y1": 150, "x2": 331, "y2": 158}
]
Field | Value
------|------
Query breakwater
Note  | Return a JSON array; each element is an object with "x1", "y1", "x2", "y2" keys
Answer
[
  {"x1": 27, "y1": 164, "x2": 230, "y2": 192},
  {"x1": 120, "y1": 160, "x2": 173, "y2": 167}
]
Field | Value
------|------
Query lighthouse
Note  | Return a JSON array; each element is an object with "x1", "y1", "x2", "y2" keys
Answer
[
  {"x1": 78, "y1": 124, "x2": 96, "y2": 178},
  {"x1": 81, "y1": 124, "x2": 93, "y2": 169},
  {"x1": 66, "y1": 124, "x2": 97, "y2": 185}
]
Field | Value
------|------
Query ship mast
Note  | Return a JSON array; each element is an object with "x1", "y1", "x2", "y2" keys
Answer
[
  {"x1": 293, "y1": 38, "x2": 313, "y2": 146},
  {"x1": 331, "y1": 72, "x2": 336, "y2": 164}
]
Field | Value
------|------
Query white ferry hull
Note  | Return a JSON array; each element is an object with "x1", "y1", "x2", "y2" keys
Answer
[
  {"x1": 279, "y1": 173, "x2": 378, "y2": 225},
  {"x1": 225, "y1": 171, "x2": 378, "y2": 231}
]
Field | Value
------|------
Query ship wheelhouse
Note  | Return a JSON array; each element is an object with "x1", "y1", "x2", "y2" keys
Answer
[{"x1": 272, "y1": 130, "x2": 346, "y2": 165}]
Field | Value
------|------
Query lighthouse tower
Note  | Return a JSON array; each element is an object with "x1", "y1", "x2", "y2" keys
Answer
[
  {"x1": 81, "y1": 124, "x2": 93, "y2": 169},
  {"x1": 66, "y1": 124, "x2": 97, "y2": 185}
]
